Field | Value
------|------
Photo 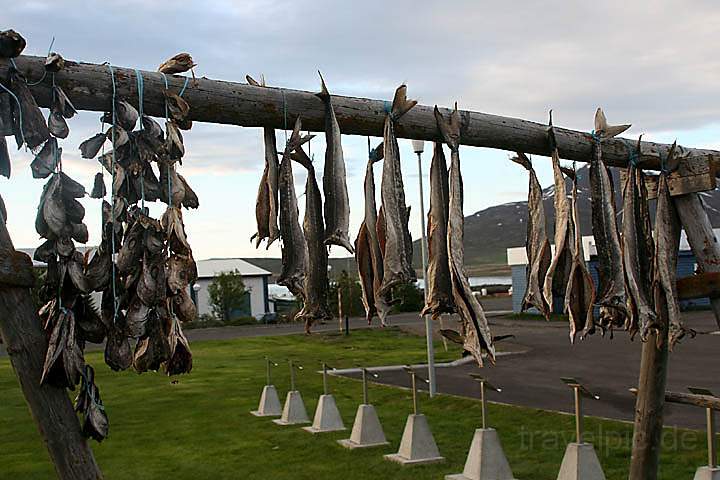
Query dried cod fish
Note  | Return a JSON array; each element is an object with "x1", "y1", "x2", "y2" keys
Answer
[
  {"x1": 74, "y1": 365, "x2": 109, "y2": 442},
  {"x1": 590, "y1": 108, "x2": 630, "y2": 327},
  {"x1": 653, "y1": 144, "x2": 687, "y2": 348},
  {"x1": 80, "y1": 133, "x2": 107, "y2": 159},
  {"x1": 510, "y1": 152, "x2": 551, "y2": 319},
  {"x1": 247, "y1": 75, "x2": 280, "y2": 248},
  {"x1": 356, "y1": 143, "x2": 392, "y2": 325},
  {"x1": 158, "y1": 53, "x2": 196, "y2": 75},
  {"x1": 0, "y1": 29, "x2": 26, "y2": 58},
  {"x1": 90, "y1": 172, "x2": 106, "y2": 199},
  {"x1": 40, "y1": 306, "x2": 85, "y2": 389},
  {"x1": 277, "y1": 117, "x2": 310, "y2": 301},
  {"x1": 0, "y1": 137, "x2": 8, "y2": 179},
  {"x1": 291, "y1": 143, "x2": 331, "y2": 332},
  {"x1": 167, "y1": 253, "x2": 197, "y2": 294},
  {"x1": 9, "y1": 69, "x2": 51, "y2": 149},
  {"x1": 31, "y1": 138, "x2": 59, "y2": 179},
  {"x1": 165, "y1": 314, "x2": 192, "y2": 376},
  {"x1": 378, "y1": 85, "x2": 417, "y2": 296},
  {"x1": 173, "y1": 288, "x2": 197, "y2": 324},
  {"x1": 45, "y1": 52, "x2": 65, "y2": 73},
  {"x1": 317, "y1": 73, "x2": 353, "y2": 253},
  {"x1": 52, "y1": 85, "x2": 77, "y2": 119},
  {"x1": 542, "y1": 118, "x2": 573, "y2": 309},
  {"x1": 436, "y1": 105, "x2": 495, "y2": 366},
  {"x1": 133, "y1": 308, "x2": 171, "y2": 373},
  {"x1": 621, "y1": 137, "x2": 656, "y2": 339},
  {"x1": 162, "y1": 206, "x2": 192, "y2": 255},
  {"x1": 421, "y1": 142, "x2": 455, "y2": 319},
  {"x1": 564, "y1": 167, "x2": 597, "y2": 342}
]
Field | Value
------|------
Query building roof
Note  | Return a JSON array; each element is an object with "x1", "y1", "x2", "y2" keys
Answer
[
  {"x1": 196, "y1": 258, "x2": 271, "y2": 278},
  {"x1": 506, "y1": 228, "x2": 720, "y2": 266}
]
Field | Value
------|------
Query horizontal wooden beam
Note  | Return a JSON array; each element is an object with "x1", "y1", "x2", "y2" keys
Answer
[
  {"x1": 3, "y1": 55, "x2": 720, "y2": 172},
  {"x1": 630, "y1": 388, "x2": 720, "y2": 410},
  {"x1": 677, "y1": 271, "x2": 720, "y2": 300}
]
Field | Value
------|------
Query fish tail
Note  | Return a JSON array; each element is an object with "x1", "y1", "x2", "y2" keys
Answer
[
  {"x1": 324, "y1": 233, "x2": 355, "y2": 254},
  {"x1": 369, "y1": 142, "x2": 384, "y2": 162},
  {"x1": 286, "y1": 117, "x2": 315, "y2": 151},
  {"x1": 510, "y1": 152, "x2": 532, "y2": 171},
  {"x1": 433, "y1": 104, "x2": 460, "y2": 150},
  {"x1": 315, "y1": 71, "x2": 330, "y2": 101},
  {"x1": 246, "y1": 75, "x2": 260, "y2": 86},
  {"x1": 390, "y1": 84, "x2": 417, "y2": 121}
]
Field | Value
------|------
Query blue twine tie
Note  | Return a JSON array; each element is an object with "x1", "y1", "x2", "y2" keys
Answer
[
  {"x1": 135, "y1": 69, "x2": 146, "y2": 208},
  {"x1": 105, "y1": 63, "x2": 119, "y2": 322}
]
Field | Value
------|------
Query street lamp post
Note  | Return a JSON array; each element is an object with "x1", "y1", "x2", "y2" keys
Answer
[{"x1": 411, "y1": 139, "x2": 436, "y2": 397}]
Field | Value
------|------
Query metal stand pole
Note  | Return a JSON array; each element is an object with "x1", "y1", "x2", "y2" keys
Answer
[
  {"x1": 708, "y1": 407, "x2": 717, "y2": 468},
  {"x1": 410, "y1": 371, "x2": 419, "y2": 415},
  {"x1": 322, "y1": 363, "x2": 328, "y2": 395},
  {"x1": 574, "y1": 386, "x2": 583, "y2": 444},
  {"x1": 265, "y1": 357, "x2": 271, "y2": 385},
  {"x1": 289, "y1": 360, "x2": 296, "y2": 392},
  {"x1": 480, "y1": 380, "x2": 487, "y2": 429},
  {"x1": 414, "y1": 148, "x2": 436, "y2": 398},
  {"x1": 362, "y1": 368, "x2": 369, "y2": 405}
]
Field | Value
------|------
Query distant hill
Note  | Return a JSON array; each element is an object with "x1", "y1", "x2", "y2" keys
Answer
[{"x1": 248, "y1": 165, "x2": 720, "y2": 280}]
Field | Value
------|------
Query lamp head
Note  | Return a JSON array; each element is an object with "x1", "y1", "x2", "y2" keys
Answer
[{"x1": 411, "y1": 139, "x2": 425, "y2": 154}]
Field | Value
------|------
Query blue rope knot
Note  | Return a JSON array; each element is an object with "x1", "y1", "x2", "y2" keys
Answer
[
  {"x1": 383, "y1": 100, "x2": 392, "y2": 114},
  {"x1": 590, "y1": 129, "x2": 601, "y2": 142}
]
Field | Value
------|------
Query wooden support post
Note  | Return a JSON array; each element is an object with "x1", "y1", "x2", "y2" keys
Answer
[
  {"x1": 674, "y1": 193, "x2": 720, "y2": 329},
  {"x1": 0, "y1": 211, "x2": 102, "y2": 479},
  {"x1": 3, "y1": 55, "x2": 720, "y2": 172}
]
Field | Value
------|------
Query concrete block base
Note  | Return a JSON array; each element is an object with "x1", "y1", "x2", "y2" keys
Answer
[
  {"x1": 272, "y1": 390, "x2": 310, "y2": 425},
  {"x1": 250, "y1": 385, "x2": 282, "y2": 417},
  {"x1": 303, "y1": 394, "x2": 346, "y2": 433},
  {"x1": 384, "y1": 413, "x2": 444, "y2": 466},
  {"x1": 694, "y1": 466, "x2": 720, "y2": 480},
  {"x1": 556, "y1": 443, "x2": 606, "y2": 480},
  {"x1": 338, "y1": 404, "x2": 389, "y2": 449},
  {"x1": 445, "y1": 428, "x2": 516, "y2": 480}
]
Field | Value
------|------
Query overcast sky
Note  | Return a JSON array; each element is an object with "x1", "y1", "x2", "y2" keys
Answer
[{"x1": 4, "y1": 0, "x2": 720, "y2": 261}]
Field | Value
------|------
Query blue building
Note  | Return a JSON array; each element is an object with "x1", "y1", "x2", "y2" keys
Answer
[{"x1": 507, "y1": 230, "x2": 714, "y2": 314}]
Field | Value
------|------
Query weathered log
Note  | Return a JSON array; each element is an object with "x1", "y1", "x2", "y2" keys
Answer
[
  {"x1": 630, "y1": 388, "x2": 720, "y2": 410},
  {"x1": 674, "y1": 193, "x2": 720, "y2": 329},
  {"x1": 629, "y1": 327, "x2": 669, "y2": 480},
  {"x1": 0, "y1": 218, "x2": 102, "y2": 479},
  {"x1": 2, "y1": 55, "x2": 720, "y2": 172},
  {"x1": 677, "y1": 272, "x2": 720, "y2": 301}
]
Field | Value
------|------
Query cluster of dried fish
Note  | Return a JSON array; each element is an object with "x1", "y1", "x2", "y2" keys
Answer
[
  {"x1": 290, "y1": 128, "x2": 332, "y2": 332},
  {"x1": 427, "y1": 105, "x2": 495, "y2": 366},
  {"x1": 378, "y1": 85, "x2": 417, "y2": 296},
  {"x1": 355, "y1": 142, "x2": 394, "y2": 326}
]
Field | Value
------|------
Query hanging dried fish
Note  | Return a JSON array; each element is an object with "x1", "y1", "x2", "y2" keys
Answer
[
  {"x1": 79, "y1": 133, "x2": 107, "y2": 159},
  {"x1": 291, "y1": 142, "x2": 331, "y2": 332},
  {"x1": 590, "y1": 108, "x2": 630, "y2": 330},
  {"x1": 0, "y1": 29, "x2": 26, "y2": 58},
  {"x1": 158, "y1": 53, "x2": 196, "y2": 76},
  {"x1": 564, "y1": 167, "x2": 597, "y2": 342},
  {"x1": 133, "y1": 309, "x2": 171, "y2": 373},
  {"x1": 316, "y1": 73, "x2": 353, "y2": 253},
  {"x1": 83, "y1": 245, "x2": 111, "y2": 292},
  {"x1": 172, "y1": 288, "x2": 197, "y2": 324},
  {"x1": 436, "y1": 104, "x2": 495, "y2": 366},
  {"x1": 165, "y1": 314, "x2": 192, "y2": 376},
  {"x1": 0, "y1": 137, "x2": 8, "y2": 179},
  {"x1": 45, "y1": 52, "x2": 65, "y2": 73},
  {"x1": 355, "y1": 143, "x2": 391, "y2": 325},
  {"x1": 378, "y1": 85, "x2": 417, "y2": 296},
  {"x1": 277, "y1": 117, "x2": 310, "y2": 301},
  {"x1": 9, "y1": 69, "x2": 51, "y2": 149},
  {"x1": 31, "y1": 138, "x2": 59, "y2": 179},
  {"x1": 73, "y1": 294, "x2": 106, "y2": 344},
  {"x1": 621, "y1": 136, "x2": 656, "y2": 339},
  {"x1": 52, "y1": 85, "x2": 77, "y2": 119},
  {"x1": 247, "y1": 75, "x2": 280, "y2": 248},
  {"x1": 162, "y1": 206, "x2": 192, "y2": 255},
  {"x1": 421, "y1": 142, "x2": 455, "y2": 319},
  {"x1": 542, "y1": 116, "x2": 573, "y2": 309},
  {"x1": 90, "y1": 172, "x2": 106, "y2": 199},
  {"x1": 510, "y1": 152, "x2": 551, "y2": 319},
  {"x1": 167, "y1": 253, "x2": 197, "y2": 294},
  {"x1": 137, "y1": 253, "x2": 166, "y2": 306},
  {"x1": 164, "y1": 120, "x2": 185, "y2": 159},
  {"x1": 40, "y1": 306, "x2": 85, "y2": 389},
  {"x1": 653, "y1": 144, "x2": 687, "y2": 348},
  {"x1": 74, "y1": 365, "x2": 109, "y2": 442}
]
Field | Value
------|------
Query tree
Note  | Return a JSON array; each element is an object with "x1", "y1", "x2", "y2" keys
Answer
[{"x1": 207, "y1": 269, "x2": 248, "y2": 322}]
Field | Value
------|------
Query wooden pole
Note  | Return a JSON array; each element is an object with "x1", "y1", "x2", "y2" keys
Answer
[
  {"x1": 3, "y1": 55, "x2": 719, "y2": 171},
  {"x1": 674, "y1": 193, "x2": 720, "y2": 329},
  {"x1": 629, "y1": 388, "x2": 720, "y2": 410},
  {"x1": 0, "y1": 208, "x2": 102, "y2": 480},
  {"x1": 629, "y1": 316, "x2": 669, "y2": 479}
]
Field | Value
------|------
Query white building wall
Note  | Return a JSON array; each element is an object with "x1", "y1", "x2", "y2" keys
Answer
[{"x1": 193, "y1": 275, "x2": 269, "y2": 319}]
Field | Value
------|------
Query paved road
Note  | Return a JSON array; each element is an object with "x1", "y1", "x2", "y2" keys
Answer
[{"x1": 340, "y1": 311, "x2": 720, "y2": 430}]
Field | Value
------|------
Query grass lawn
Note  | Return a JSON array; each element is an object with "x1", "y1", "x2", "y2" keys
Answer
[{"x1": 0, "y1": 328, "x2": 707, "y2": 479}]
